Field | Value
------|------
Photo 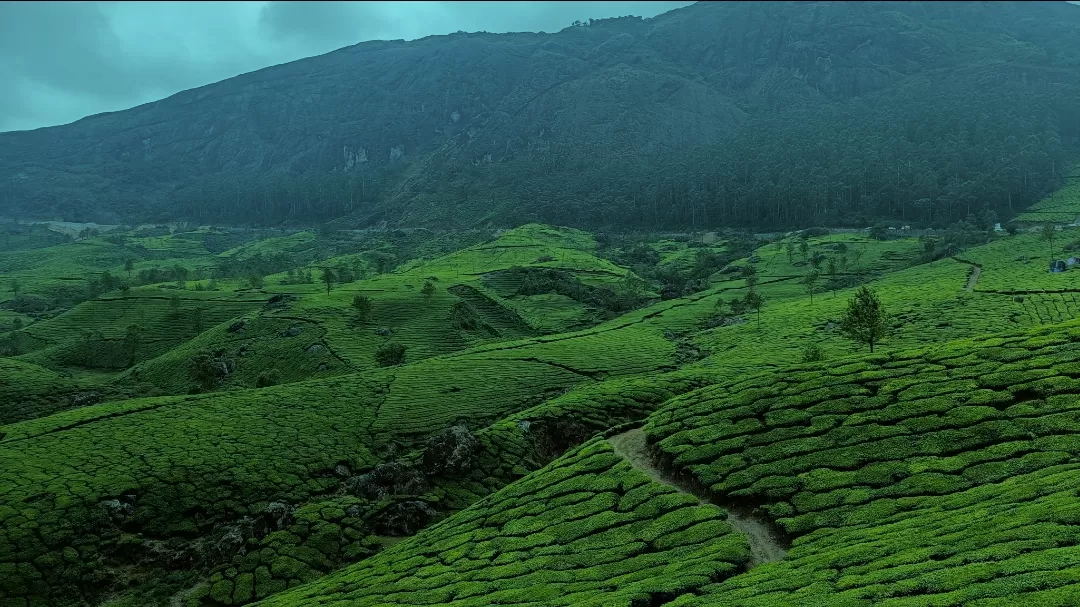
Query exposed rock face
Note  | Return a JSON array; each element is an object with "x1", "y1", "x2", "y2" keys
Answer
[
  {"x1": 372, "y1": 500, "x2": 437, "y2": 536},
  {"x1": 1, "y1": 2, "x2": 1075, "y2": 226},
  {"x1": 421, "y1": 425, "x2": 478, "y2": 476},
  {"x1": 344, "y1": 461, "x2": 428, "y2": 500}
]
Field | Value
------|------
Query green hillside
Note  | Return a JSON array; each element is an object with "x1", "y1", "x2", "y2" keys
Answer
[
  {"x1": 10, "y1": 208, "x2": 1080, "y2": 606},
  {"x1": 254, "y1": 320, "x2": 1080, "y2": 607}
]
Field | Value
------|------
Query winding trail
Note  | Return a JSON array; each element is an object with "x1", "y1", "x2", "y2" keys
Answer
[
  {"x1": 965, "y1": 264, "x2": 982, "y2": 292},
  {"x1": 608, "y1": 428, "x2": 788, "y2": 568}
]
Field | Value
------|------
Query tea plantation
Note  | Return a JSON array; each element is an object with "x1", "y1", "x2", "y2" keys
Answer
[{"x1": 8, "y1": 215, "x2": 1080, "y2": 606}]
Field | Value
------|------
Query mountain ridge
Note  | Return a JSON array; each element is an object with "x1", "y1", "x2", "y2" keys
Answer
[{"x1": 2, "y1": 1, "x2": 1079, "y2": 229}]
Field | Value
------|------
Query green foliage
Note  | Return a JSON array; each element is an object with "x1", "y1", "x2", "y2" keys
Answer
[
  {"x1": 799, "y1": 343, "x2": 825, "y2": 363},
  {"x1": 801, "y1": 268, "x2": 820, "y2": 303},
  {"x1": 255, "y1": 369, "x2": 281, "y2": 388},
  {"x1": 352, "y1": 294, "x2": 373, "y2": 322},
  {"x1": 840, "y1": 286, "x2": 890, "y2": 352},
  {"x1": 421, "y1": 280, "x2": 436, "y2": 297},
  {"x1": 374, "y1": 342, "x2": 407, "y2": 367},
  {"x1": 190, "y1": 350, "x2": 225, "y2": 390},
  {"x1": 450, "y1": 300, "x2": 481, "y2": 330},
  {"x1": 322, "y1": 268, "x2": 335, "y2": 295},
  {"x1": 257, "y1": 439, "x2": 750, "y2": 607}
]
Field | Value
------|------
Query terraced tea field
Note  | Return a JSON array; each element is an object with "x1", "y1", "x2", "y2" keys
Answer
[
  {"x1": 10, "y1": 217, "x2": 1080, "y2": 607},
  {"x1": 244, "y1": 319, "x2": 1080, "y2": 607}
]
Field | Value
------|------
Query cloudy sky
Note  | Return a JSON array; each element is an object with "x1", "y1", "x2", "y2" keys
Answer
[{"x1": 0, "y1": 1, "x2": 692, "y2": 133}]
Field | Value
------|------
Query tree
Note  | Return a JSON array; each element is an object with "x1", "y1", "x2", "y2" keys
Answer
[
  {"x1": 743, "y1": 289, "x2": 765, "y2": 330},
  {"x1": 785, "y1": 241, "x2": 795, "y2": 263},
  {"x1": 322, "y1": 268, "x2": 335, "y2": 295},
  {"x1": 352, "y1": 294, "x2": 373, "y2": 321},
  {"x1": 802, "y1": 268, "x2": 821, "y2": 304},
  {"x1": 616, "y1": 274, "x2": 647, "y2": 311},
  {"x1": 840, "y1": 286, "x2": 890, "y2": 353},
  {"x1": 851, "y1": 248, "x2": 865, "y2": 273},
  {"x1": 191, "y1": 307, "x2": 205, "y2": 334},
  {"x1": 742, "y1": 265, "x2": 758, "y2": 290},
  {"x1": 9, "y1": 278, "x2": 19, "y2": 297},
  {"x1": 174, "y1": 265, "x2": 189, "y2": 289},
  {"x1": 421, "y1": 280, "x2": 436, "y2": 297},
  {"x1": 124, "y1": 259, "x2": 135, "y2": 278},
  {"x1": 1042, "y1": 223, "x2": 1057, "y2": 259},
  {"x1": 799, "y1": 240, "x2": 810, "y2": 260},
  {"x1": 375, "y1": 342, "x2": 407, "y2": 367},
  {"x1": 190, "y1": 350, "x2": 223, "y2": 390},
  {"x1": 920, "y1": 236, "x2": 937, "y2": 263},
  {"x1": 123, "y1": 324, "x2": 143, "y2": 366}
]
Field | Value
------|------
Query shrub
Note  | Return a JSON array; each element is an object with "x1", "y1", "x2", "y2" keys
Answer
[
  {"x1": 352, "y1": 294, "x2": 373, "y2": 321},
  {"x1": 190, "y1": 351, "x2": 225, "y2": 390},
  {"x1": 375, "y1": 342, "x2": 407, "y2": 367},
  {"x1": 4, "y1": 294, "x2": 49, "y2": 313},
  {"x1": 801, "y1": 344, "x2": 825, "y2": 363},
  {"x1": 451, "y1": 301, "x2": 481, "y2": 330},
  {"x1": 255, "y1": 370, "x2": 280, "y2": 388}
]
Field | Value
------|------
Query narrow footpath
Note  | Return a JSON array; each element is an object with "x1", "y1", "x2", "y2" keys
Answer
[
  {"x1": 608, "y1": 428, "x2": 788, "y2": 568},
  {"x1": 965, "y1": 264, "x2": 982, "y2": 292}
]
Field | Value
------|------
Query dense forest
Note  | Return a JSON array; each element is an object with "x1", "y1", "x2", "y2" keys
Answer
[
  {"x1": 2, "y1": 1, "x2": 1079, "y2": 230},
  {"x1": 161, "y1": 78, "x2": 1077, "y2": 229}
]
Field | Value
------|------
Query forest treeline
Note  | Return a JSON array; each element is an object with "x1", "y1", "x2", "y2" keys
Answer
[{"x1": 165, "y1": 78, "x2": 1078, "y2": 231}]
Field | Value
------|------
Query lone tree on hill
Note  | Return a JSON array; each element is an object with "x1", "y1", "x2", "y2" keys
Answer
[
  {"x1": 124, "y1": 259, "x2": 135, "y2": 278},
  {"x1": 1042, "y1": 223, "x2": 1057, "y2": 259},
  {"x1": 743, "y1": 289, "x2": 765, "y2": 330},
  {"x1": 742, "y1": 265, "x2": 758, "y2": 290},
  {"x1": 920, "y1": 236, "x2": 937, "y2": 263},
  {"x1": 840, "y1": 286, "x2": 889, "y2": 353},
  {"x1": 421, "y1": 281, "x2": 436, "y2": 297},
  {"x1": 802, "y1": 268, "x2": 821, "y2": 304},
  {"x1": 785, "y1": 241, "x2": 795, "y2": 263},
  {"x1": 352, "y1": 294, "x2": 372, "y2": 322},
  {"x1": 322, "y1": 268, "x2": 335, "y2": 295}
]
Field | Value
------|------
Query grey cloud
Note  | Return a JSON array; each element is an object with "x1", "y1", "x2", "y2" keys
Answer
[
  {"x1": 259, "y1": 2, "x2": 388, "y2": 49},
  {"x1": 0, "y1": 1, "x2": 693, "y2": 133}
]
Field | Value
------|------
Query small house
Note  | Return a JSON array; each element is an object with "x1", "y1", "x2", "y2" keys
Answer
[{"x1": 1050, "y1": 260, "x2": 1067, "y2": 273}]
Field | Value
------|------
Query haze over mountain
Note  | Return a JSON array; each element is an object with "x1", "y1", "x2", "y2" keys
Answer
[{"x1": 1, "y1": 0, "x2": 1079, "y2": 230}]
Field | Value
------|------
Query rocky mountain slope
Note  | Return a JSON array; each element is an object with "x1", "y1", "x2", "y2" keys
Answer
[{"x1": 2, "y1": 1, "x2": 1079, "y2": 228}]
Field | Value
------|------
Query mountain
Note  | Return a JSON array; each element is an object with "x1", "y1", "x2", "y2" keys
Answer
[{"x1": 2, "y1": 1, "x2": 1080, "y2": 229}]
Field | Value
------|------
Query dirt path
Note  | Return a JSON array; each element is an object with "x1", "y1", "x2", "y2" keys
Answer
[
  {"x1": 964, "y1": 264, "x2": 982, "y2": 292},
  {"x1": 608, "y1": 429, "x2": 787, "y2": 567}
]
